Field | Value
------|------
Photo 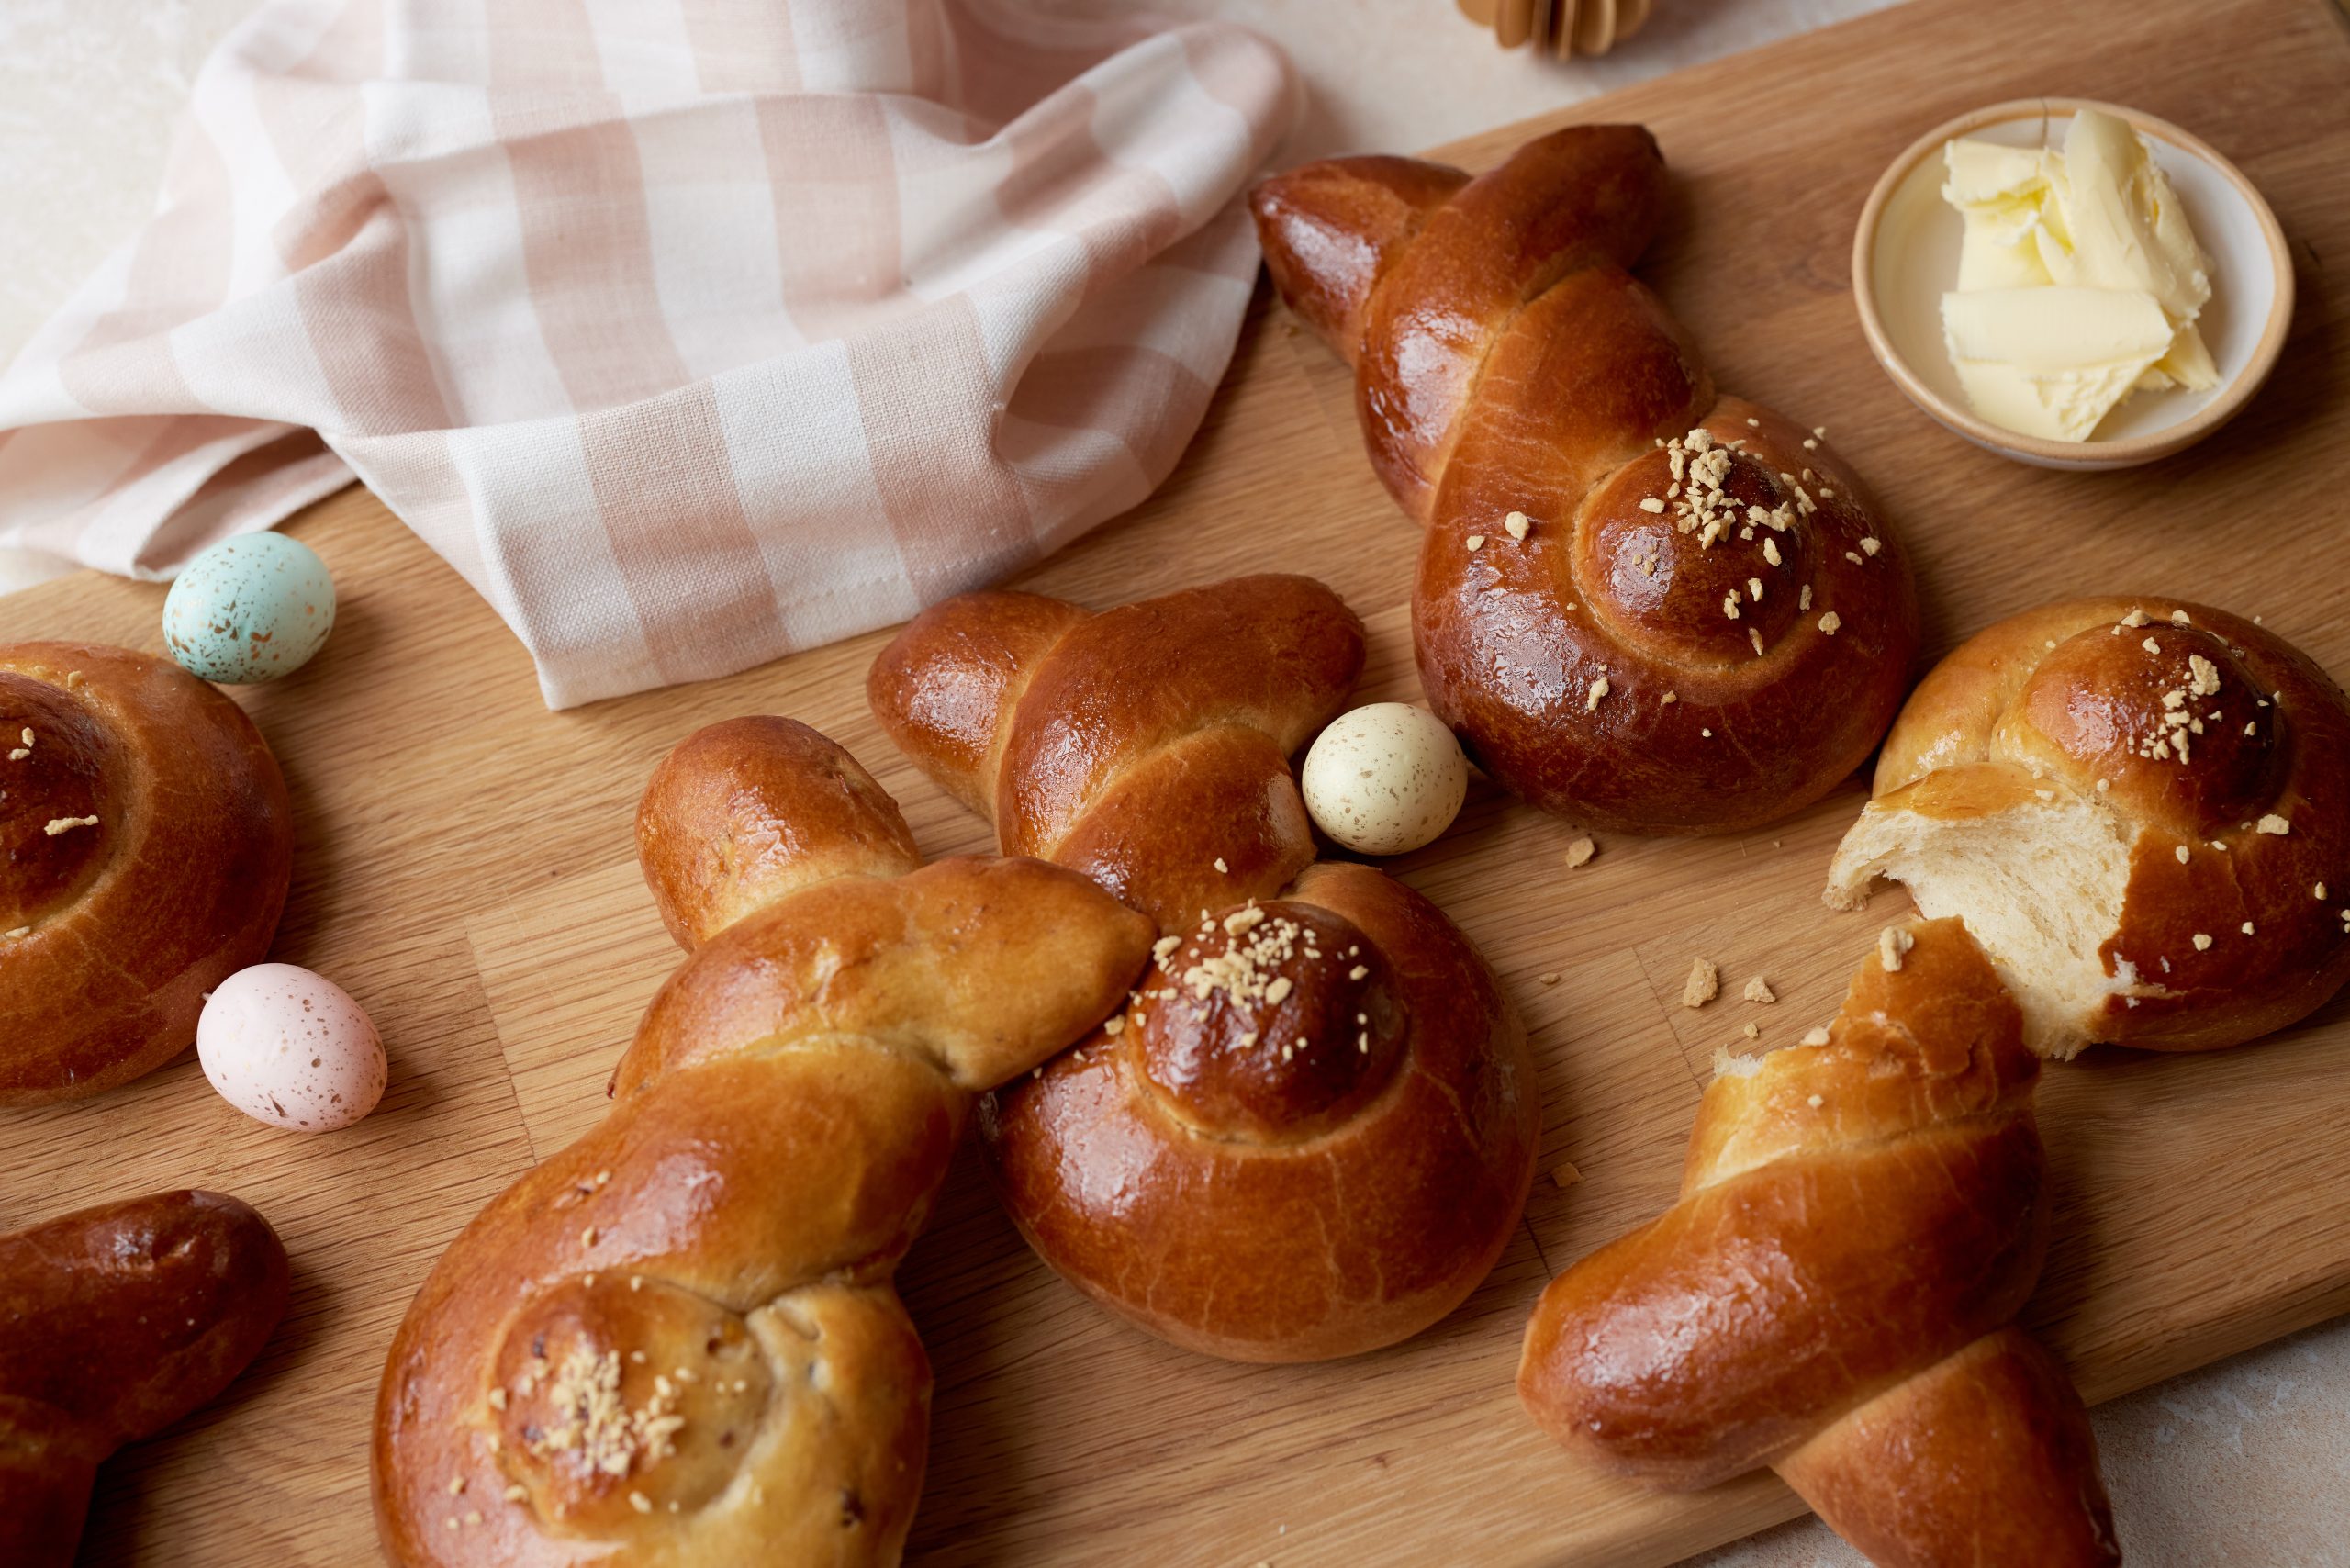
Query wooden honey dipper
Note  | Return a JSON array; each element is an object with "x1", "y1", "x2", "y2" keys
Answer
[{"x1": 1456, "y1": 0, "x2": 1655, "y2": 59}]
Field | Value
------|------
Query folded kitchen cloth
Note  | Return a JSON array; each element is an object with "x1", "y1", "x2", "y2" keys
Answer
[{"x1": 0, "y1": 0, "x2": 1296, "y2": 707}]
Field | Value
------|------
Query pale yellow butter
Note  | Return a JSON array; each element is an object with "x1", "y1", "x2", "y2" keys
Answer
[
  {"x1": 1939, "y1": 109, "x2": 2218, "y2": 442},
  {"x1": 1944, "y1": 289, "x2": 2176, "y2": 442},
  {"x1": 1942, "y1": 287, "x2": 2176, "y2": 365},
  {"x1": 1943, "y1": 141, "x2": 2059, "y2": 291}
]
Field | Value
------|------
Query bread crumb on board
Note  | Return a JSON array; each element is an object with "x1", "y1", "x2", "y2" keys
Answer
[
  {"x1": 1682, "y1": 958, "x2": 1719, "y2": 1008},
  {"x1": 1551, "y1": 1161, "x2": 1581, "y2": 1189},
  {"x1": 1742, "y1": 976, "x2": 1775, "y2": 1004},
  {"x1": 1563, "y1": 835, "x2": 1596, "y2": 868}
]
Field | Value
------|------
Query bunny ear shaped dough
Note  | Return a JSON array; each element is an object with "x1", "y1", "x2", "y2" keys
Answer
[{"x1": 1520, "y1": 918, "x2": 2121, "y2": 1568}]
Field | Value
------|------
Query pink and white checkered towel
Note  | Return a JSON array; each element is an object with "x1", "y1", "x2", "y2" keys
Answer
[{"x1": 0, "y1": 0, "x2": 1295, "y2": 707}]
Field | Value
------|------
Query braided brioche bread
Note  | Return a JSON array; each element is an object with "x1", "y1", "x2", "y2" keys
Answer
[
  {"x1": 1, "y1": 642, "x2": 292, "y2": 1103},
  {"x1": 867, "y1": 575, "x2": 1363, "y2": 932},
  {"x1": 1, "y1": 1190, "x2": 289, "y2": 1567},
  {"x1": 373, "y1": 719, "x2": 1151, "y2": 1567},
  {"x1": 983, "y1": 859, "x2": 1537, "y2": 1361},
  {"x1": 1827, "y1": 598, "x2": 2350, "y2": 1056},
  {"x1": 873, "y1": 580, "x2": 1536, "y2": 1361},
  {"x1": 1519, "y1": 918, "x2": 2117, "y2": 1567},
  {"x1": 1251, "y1": 125, "x2": 1919, "y2": 834}
]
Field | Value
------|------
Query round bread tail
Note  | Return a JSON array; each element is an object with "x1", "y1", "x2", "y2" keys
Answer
[
  {"x1": 982, "y1": 860, "x2": 1539, "y2": 1361},
  {"x1": 867, "y1": 576, "x2": 1366, "y2": 932},
  {"x1": 1825, "y1": 597, "x2": 2350, "y2": 1056},
  {"x1": 1251, "y1": 127, "x2": 1921, "y2": 834},
  {"x1": 372, "y1": 719, "x2": 1154, "y2": 1568},
  {"x1": 1517, "y1": 918, "x2": 2119, "y2": 1566},
  {"x1": 0, "y1": 643, "x2": 293, "y2": 1103},
  {"x1": 0, "y1": 1190, "x2": 290, "y2": 1568}
]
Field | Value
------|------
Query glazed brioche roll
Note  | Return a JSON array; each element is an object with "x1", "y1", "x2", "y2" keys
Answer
[
  {"x1": 1, "y1": 1190, "x2": 290, "y2": 1568},
  {"x1": 0, "y1": 643, "x2": 292, "y2": 1103},
  {"x1": 374, "y1": 720, "x2": 1154, "y2": 1568},
  {"x1": 1827, "y1": 598, "x2": 2350, "y2": 1056},
  {"x1": 1250, "y1": 124, "x2": 1921, "y2": 834},
  {"x1": 872, "y1": 577, "x2": 1536, "y2": 1361},
  {"x1": 982, "y1": 860, "x2": 1539, "y2": 1362}
]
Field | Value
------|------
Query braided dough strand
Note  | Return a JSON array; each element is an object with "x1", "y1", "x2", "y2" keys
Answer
[{"x1": 372, "y1": 720, "x2": 1150, "y2": 1567}]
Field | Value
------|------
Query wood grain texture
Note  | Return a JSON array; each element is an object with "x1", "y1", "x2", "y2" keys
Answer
[{"x1": 3, "y1": 0, "x2": 2346, "y2": 1562}]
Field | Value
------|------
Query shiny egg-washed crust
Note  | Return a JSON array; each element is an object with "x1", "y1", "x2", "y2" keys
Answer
[
  {"x1": 0, "y1": 1190, "x2": 289, "y2": 1568},
  {"x1": 868, "y1": 576, "x2": 1365, "y2": 931},
  {"x1": 0, "y1": 642, "x2": 292, "y2": 1103},
  {"x1": 874, "y1": 581, "x2": 1532, "y2": 1361},
  {"x1": 1518, "y1": 919, "x2": 2118, "y2": 1567},
  {"x1": 634, "y1": 716, "x2": 922, "y2": 948},
  {"x1": 1831, "y1": 597, "x2": 2350, "y2": 1052},
  {"x1": 374, "y1": 719, "x2": 1153, "y2": 1568},
  {"x1": 1252, "y1": 126, "x2": 1920, "y2": 834},
  {"x1": 981, "y1": 860, "x2": 1539, "y2": 1362}
]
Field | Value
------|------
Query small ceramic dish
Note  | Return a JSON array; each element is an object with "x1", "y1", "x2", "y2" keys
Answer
[{"x1": 1852, "y1": 97, "x2": 2292, "y2": 472}]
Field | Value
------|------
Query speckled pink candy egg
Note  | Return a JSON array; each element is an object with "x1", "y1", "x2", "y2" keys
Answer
[{"x1": 197, "y1": 963, "x2": 386, "y2": 1132}]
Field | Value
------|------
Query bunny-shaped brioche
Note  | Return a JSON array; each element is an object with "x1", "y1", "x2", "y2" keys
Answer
[
  {"x1": 1519, "y1": 918, "x2": 2118, "y2": 1567},
  {"x1": 873, "y1": 577, "x2": 1539, "y2": 1361},
  {"x1": 373, "y1": 718, "x2": 1152, "y2": 1567},
  {"x1": 1251, "y1": 125, "x2": 1920, "y2": 834},
  {"x1": 1830, "y1": 597, "x2": 2350, "y2": 1057}
]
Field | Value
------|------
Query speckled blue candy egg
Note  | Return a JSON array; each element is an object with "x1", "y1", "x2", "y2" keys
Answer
[{"x1": 162, "y1": 532, "x2": 337, "y2": 683}]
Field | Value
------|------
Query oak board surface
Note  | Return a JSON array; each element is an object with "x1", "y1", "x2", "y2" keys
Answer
[{"x1": 6, "y1": 0, "x2": 2349, "y2": 1562}]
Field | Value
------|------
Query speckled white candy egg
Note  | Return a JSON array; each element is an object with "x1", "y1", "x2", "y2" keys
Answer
[
  {"x1": 162, "y1": 532, "x2": 337, "y2": 683},
  {"x1": 198, "y1": 964, "x2": 386, "y2": 1132},
  {"x1": 1301, "y1": 702, "x2": 1468, "y2": 856}
]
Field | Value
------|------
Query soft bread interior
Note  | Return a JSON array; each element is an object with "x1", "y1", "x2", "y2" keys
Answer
[{"x1": 1825, "y1": 795, "x2": 2139, "y2": 1058}]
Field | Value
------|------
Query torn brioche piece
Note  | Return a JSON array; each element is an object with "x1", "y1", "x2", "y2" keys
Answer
[{"x1": 1826, "y1": 598, "x2": 2350, "y2": 1057}]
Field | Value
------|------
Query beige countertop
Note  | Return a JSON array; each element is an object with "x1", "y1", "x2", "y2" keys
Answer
[{"x1": 4, "y1": 2, "x2": 2344, "y2": 1562}]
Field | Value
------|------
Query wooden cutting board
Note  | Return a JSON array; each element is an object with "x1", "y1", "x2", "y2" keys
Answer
[{"x1": 8, "y1": 0, "x2": 2348, "y2": 1562}]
